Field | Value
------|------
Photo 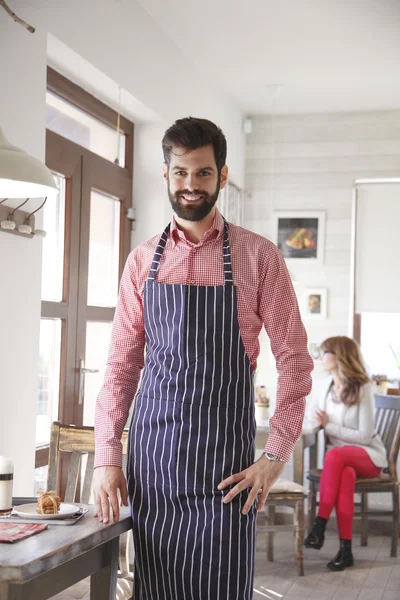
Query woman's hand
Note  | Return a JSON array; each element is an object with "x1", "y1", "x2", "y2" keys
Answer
[
  {"x1": 314, "y1": 409, "x2": 329, "y2": 428},
  {"x1": 217, "y1": 455, "x2": 285, "y2": 515}
]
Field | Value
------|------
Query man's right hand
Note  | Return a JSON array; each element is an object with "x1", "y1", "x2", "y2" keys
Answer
[{"x1": 92, "y1": 466, "x2": 129, "y2": 524}]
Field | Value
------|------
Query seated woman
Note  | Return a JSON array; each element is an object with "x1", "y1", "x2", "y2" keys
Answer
[{"x1": 304, "y1": 336, "x2": 388, "y2": 571}]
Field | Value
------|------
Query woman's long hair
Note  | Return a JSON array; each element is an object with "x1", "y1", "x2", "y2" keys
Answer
[{"x1": 320, "y1": 336, "x2": 370, "y2": 406}]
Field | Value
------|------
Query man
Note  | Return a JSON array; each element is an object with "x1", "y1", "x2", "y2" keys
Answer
[{"x1": 93, "y1": 117, "x2": 313, "y2": 599}]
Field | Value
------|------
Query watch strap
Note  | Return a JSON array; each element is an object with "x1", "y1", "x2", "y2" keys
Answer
[{"x1": 264, "y1": 452, "x2": 285, "y2": 462}]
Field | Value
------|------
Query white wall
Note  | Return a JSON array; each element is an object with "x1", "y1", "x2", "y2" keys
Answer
[
  {"x1": 0, "y1": 0, "x2": 245, "y2": 493},
  {"x1": 245, "y1": 111, "x2": 400, "y2": 403},
  {"x1": 0, "y1": 3, "x2": 47, "y2": 495}
]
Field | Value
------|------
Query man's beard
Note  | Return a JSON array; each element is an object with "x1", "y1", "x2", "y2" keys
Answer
[{"x1": 168, "y1": 179, "x2": 220, "y2": 222}]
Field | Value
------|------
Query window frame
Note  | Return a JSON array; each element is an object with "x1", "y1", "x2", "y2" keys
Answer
[
  {"x1": 47, "y1": 67, "x2": 134, "y2": 177},
  {"x1": 36, "y1": 68, "x2": 133, "y2": 470}
]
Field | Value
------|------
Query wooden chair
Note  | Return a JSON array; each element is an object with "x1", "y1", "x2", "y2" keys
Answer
[
  {"x1": 258, "y1": 479, "x2": 307, "y2": 576},
  {"x1": 307, "y1": 394, "x2": 400, "y2": 557},
  {"x1": 46, "y1": 421, "x2": 133, "y2": 599},
  {"x1": 387, "y1": 388, "x2": 400, "y2": 396}
]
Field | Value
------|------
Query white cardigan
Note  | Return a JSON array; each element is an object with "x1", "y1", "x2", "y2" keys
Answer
[{"x1": 308, "y1": 377, "x2": 388, "y2": 469}]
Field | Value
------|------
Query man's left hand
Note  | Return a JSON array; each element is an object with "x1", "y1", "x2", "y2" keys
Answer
[{"x1": 217, "y1": 455, "x2": 285, "y2": 515}]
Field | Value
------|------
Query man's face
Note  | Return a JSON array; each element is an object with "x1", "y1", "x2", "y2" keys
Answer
[{"x1": 163, "y1": 144, "x2": 228, "y2": 222}]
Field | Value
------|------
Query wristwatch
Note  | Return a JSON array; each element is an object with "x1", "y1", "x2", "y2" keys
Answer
[{"x1": 263, "y1": 452, "x2": 285, "y2": 462}]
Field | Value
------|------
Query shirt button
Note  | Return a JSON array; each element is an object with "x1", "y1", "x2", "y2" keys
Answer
[{"x1": 190, "y1": 280, "x2": 195, "y2": 285}]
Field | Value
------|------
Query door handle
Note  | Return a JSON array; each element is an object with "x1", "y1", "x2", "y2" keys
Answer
[{"x1": 78, "y1": 359, "x2": 99, "y2": 405}]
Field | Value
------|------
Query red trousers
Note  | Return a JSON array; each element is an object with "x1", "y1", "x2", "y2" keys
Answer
[{"x1": 317, "y1": 446, "x2": 381, "y2": 540}]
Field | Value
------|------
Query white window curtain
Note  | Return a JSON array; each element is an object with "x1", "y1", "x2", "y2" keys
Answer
[{"x1": 218, "y1": 181, "x2": 245, "y2": 226}]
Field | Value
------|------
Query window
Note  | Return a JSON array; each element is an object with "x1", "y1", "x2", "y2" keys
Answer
[
  {"x1": 360, "y1": 313, "x2": 400, "y2": 381},
  {"x1": 41, "y1": 173, "x2": 66, "y2": 302},
  {"x1": 36, "y1": 69, "x2": 133, "y2": 472},
  {"x1": 46, "y1": 91, "x2": 126, "y2": 167},
  {"x1": 87, "y1": 190, "x2": 121, "y2": 307},
  {"x1": 36, "y1": 319, "x2": 61, "y2": 445}
]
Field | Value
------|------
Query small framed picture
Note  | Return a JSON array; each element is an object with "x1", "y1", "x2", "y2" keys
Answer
[
  {"x1": 303, "y1": 288, "x2": 327, "y2": 319},
  {"x1": 273, "y1": 210, "x2": 326, "y2": 264}
]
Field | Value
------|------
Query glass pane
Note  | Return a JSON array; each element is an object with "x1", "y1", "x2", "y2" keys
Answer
[
  {"x1": 46, "y1": 91, "x2": 125, "y2": 167},
  {"x1": 34, "y1": 466, "x2": 48, "y2": 495},
  {"x1": 41, "y1": 174, "x2": 65, "y2": 302},
  {"x1": 83, "y1": 321, "x2": 113, "y2": 427},
  {"x1": 36, "y1": 319, "x2": 61, "y2": 445},
  {"x1": 87, "y1": 190, "x2": 120, "y2": 307}
]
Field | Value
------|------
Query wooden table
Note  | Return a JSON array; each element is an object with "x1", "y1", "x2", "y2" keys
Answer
[
  {"x1": 256, "y1": 421, "x2": 320, "y2": 485},
  {"x1": 0, "y1": 505, "x2": 132, "y2": 600}
]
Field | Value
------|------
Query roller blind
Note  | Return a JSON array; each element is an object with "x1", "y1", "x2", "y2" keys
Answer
[{"x1": 355, "y1": 182, "x2": 400, "y2": 313}]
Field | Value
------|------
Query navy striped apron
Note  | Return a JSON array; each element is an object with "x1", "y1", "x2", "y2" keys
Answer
[{"x1": 128, "y1": 221, "x2": 256, "y2": 600}]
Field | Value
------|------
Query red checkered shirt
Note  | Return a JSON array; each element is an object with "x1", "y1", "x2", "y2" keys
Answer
[{"x1": 94, "y1": 208, "x2": 313, "y2": 468}]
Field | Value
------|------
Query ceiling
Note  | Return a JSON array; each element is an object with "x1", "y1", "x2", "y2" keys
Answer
[{"x1": 137, "y1": 0, "x2": 400, "y2": 115}]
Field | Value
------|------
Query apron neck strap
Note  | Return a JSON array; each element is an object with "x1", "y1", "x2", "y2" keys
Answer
[
  {"x1": 147, "y1": 223, "x2": 170, "y2": 281},
  {"x1": 222, "y1": 219, "x2": 233, "y2": 284}
]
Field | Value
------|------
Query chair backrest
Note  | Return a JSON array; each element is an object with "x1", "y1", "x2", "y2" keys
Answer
[
  {"x1": 387, "y1": 388, "x2": 400, "y2": 396},
  {"x1": 46, "y1": 421, "x2": 129, "y2": 503},
  {"x1": 374, "y1": 395, "x2": 400, "y2": 480}
]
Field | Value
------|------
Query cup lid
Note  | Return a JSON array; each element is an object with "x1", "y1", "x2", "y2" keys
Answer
[{"x1": 0, "y1": 456, "x2": 14, "y2": 474}]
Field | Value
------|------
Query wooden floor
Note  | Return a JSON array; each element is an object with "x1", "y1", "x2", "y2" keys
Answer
[
  {"x1": 50, "y1": 529, "x2": 400, "y2": 600},
  {"x1": 253, "y1": 529, "x2": 400, "y2": 600}
]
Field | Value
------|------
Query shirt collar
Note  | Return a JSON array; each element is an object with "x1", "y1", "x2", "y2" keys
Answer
[{"x1": 170, "y1": 207, "x2": 225, "y2": 246}]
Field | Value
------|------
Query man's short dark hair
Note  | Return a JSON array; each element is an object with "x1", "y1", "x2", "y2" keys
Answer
[{"x1": 162, "y1": 117, "x2": 227, "y2": 174}]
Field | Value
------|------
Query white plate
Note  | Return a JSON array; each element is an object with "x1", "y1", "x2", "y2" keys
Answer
[{"x1": 13, "y1": 503, "x2": 80, "y2": 520}]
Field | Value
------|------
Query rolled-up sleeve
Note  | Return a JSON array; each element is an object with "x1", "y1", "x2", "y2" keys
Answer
[
  {"x1": 259, "y1": 247, "x2": 313, "y2": 461},
  {"x1": 94, "y1": 253, "x2": 145, "y2": 468}
]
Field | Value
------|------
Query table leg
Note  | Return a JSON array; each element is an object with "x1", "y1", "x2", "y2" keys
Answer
[
  {"x1": 293, "y1": 437, "x2": 304, "y2": 485},
  {"x1": 90, "y1": 537, "x2": 119, "y2": 600},
  {"x1": 295, "y1": 497, "x2": 305, "y2": 577}
]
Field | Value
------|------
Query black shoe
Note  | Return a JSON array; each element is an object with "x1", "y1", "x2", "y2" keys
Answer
[
  {"x1": 304, "y1": 516, "x2": 327, "y2": 550},
  {"x1": 327, "y1": 539, "x2": 354, "y2": 571}
]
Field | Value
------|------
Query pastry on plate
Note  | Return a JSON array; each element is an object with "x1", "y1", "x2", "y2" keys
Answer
[{"x1": 36, "y1": 490, "x2": 61, "y2": 515}]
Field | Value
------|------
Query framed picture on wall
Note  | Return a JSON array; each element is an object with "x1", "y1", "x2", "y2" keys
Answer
[
  {"x1": 273, "y1": 210, "x2": 326, "y2": 264},
  {"x1": 303, "y1": 287, "x2": 327, "y2": 319}
]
